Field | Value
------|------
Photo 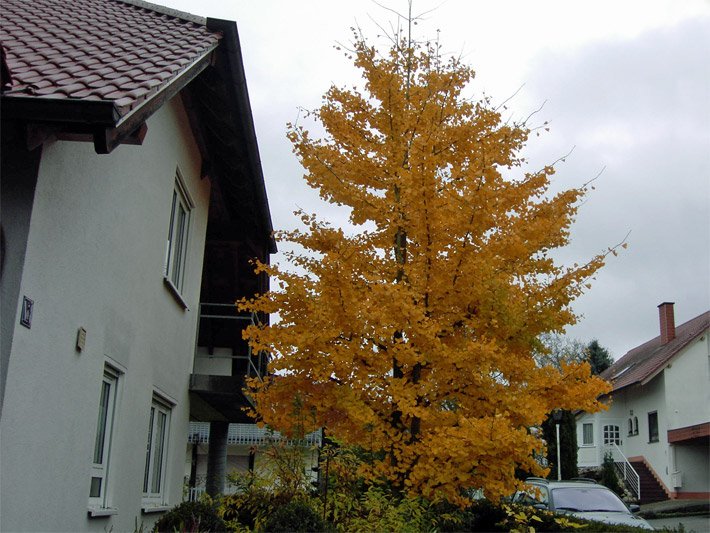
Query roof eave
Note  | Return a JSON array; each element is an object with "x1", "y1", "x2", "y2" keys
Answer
[
  {"x1": 205, "y1": 17, "x2": 276, "y2": 254},
  {"x1": 1, "y1": 96, "x2": 119, "y2": 125},
  {"x1": 1, "y1": 44, "x2": 217, "y2": 154}
]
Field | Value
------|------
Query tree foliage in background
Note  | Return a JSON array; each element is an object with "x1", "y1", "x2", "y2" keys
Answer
[
  {"x1": 587, "y1": 339, "x2": 613, "y2": 375},
  {"x1": 534, "y1": 333, "x2": 587, "y2": 370},
  {"x1": 241, "y1": 10, "x2": 614, "y2": 505}
]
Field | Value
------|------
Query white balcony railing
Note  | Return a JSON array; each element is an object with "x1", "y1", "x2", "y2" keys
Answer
[
  {"x1": 605, "y1": 443, "x2": 640, "y2": 501},
  {"x1": 187, "y1": 422, "x2": 322, "y2": 447},
  {"x1": 193, "y1": 303, "x2": 268, "y2": 380}
]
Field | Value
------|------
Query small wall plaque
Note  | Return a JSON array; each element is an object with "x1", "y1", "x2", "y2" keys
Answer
[
  {"x1": 76, "y1": 327, "x2": 87, "y2": 352},
  {"x1": 20, "y1": 296, "x2": 33, "y2": 329}
]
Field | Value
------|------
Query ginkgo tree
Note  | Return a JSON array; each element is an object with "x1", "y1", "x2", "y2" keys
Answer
[{"x1": 241, "y1": 14, "x2": 614, "y2": 505}]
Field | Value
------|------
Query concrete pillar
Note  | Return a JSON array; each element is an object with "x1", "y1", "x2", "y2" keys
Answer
[{"x1": 205, "y1": 421, "x2": 229, "y2": 497}]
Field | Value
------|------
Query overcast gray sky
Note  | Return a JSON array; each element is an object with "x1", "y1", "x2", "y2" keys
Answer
[{"x1": 156, "y1": 0, "x2": 709, "y2": 359}]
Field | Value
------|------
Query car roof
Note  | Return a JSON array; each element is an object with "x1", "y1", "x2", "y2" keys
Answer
[{"x1": 524, "y1": 478, "x2": 608, "y2": 489}]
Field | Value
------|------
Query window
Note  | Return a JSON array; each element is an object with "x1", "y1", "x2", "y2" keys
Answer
[
  {"x1": 603, "y1": 424, "x2": 621, "y2": 445},
  {"x1": 143, "y1": 396, "x2": 172, "y2": 504},
  {"x1": 633, "y1": 416, "x2": 638, "y2": 435},
  {"x1": 648, "y1": 412, "x2": 659, "y2": 443},
  {"x1": 164, "y1": 171, "x2": 193, "y2": 294},
  {"x1": 582, "y1": 423, "x2": 594, "y2": 446},
  {"x1": 89, "y1": 368, "x2": 119, "y2": 508},
  {"x1": 628, "y1": 418, "x2": 633, "y2": 436}
]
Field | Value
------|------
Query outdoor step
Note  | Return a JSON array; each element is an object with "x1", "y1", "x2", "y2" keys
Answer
[{"x1": 629, "y1": 461, "x2": 668, "y2": 504}]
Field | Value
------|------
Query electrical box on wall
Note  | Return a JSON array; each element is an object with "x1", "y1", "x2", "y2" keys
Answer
[{"x1": 76, "y1": 327, "x2": 87, "y2": 352}]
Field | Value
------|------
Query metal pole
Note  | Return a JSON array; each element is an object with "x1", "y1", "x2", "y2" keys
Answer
[{"x1": 556, "y1": 423, "x2": 562, "y2": 481}]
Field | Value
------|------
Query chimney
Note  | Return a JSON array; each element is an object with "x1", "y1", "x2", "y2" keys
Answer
[{"x1": 658, "y1": 302, "x2": 676, "y2": 344}]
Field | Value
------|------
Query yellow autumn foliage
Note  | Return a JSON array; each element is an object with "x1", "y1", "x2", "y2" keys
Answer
[{"x1": 240, "y1": 29, "x2": 611, "y2": 505}]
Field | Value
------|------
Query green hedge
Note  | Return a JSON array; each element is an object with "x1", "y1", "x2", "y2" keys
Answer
[{"x1": 153, "y1": 500, "x2": 226, "y2": 533}]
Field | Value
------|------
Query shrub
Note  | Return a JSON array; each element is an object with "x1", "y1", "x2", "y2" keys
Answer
[
  {"x1": 153, "y1": 500, "x2": 226, "y2": 533},
  {"x1": 220, "y1": 488, "x2": 275, "y2": 531},
  {"x1": 601, "y1": 452, "x2": 624, "y2": 496},
  {"x1": 260, "y1": 499, "x2": 326, "y2": 532}
]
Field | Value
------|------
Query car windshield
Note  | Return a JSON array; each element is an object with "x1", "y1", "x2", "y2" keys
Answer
[{"x1": 551, "y1": 487, "x2": 629, "y2": 513}]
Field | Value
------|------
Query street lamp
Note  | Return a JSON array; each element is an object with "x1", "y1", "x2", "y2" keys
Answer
[{"x1": 552, "y1": 409, "x2": 563, "y2": 481}]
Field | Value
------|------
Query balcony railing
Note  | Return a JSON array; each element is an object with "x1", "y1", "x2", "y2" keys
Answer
[
  {"x1": 187, "y1": 421, "x2": 322, "y2": 447},
  {"x1": 194, "y1": 302, "x2": 268, "y2": 380}
]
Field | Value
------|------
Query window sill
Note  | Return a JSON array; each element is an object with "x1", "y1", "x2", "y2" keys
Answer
[
  {"x1": 142, "y1": 504, "x2": 171, "y2": 514},
  {"x1": 580, "y1": 444, "x2": 595, "y2": 448},
  {"x1": 163, "y1": 277, "x2": 189, "y2": 311},
  {"x1": 88, "y1": 507, "x2": 118, "y2": 517}
]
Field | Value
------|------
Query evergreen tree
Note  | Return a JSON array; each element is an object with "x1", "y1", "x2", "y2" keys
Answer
[
  {"x1": 541, "y1": 410, "x2": 578, "y2": 480},
  {"x1": 587, "y1": 339, "x2": 613, "y2": 375}
]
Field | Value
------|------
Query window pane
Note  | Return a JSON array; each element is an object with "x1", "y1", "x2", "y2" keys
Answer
[
  {"x1": 603, "y1": 425, "x2": 620, "y2": 445},
  {"x1": 89, "y1": 477, "x2": 102, "y2": 498},
  {"x1": 93, "y1": 381, "x2": 110, "y2": 464},
  {"x1": 165, "y1": 191, "x2": 177, "y2": 275},
  {"x1": 143, "y1": 407, "x2": 155, "y2": 493},
  {"x1": 151, "y1": 411, "x2": 167, "y2": 494},
  {"x1": 583, "y1": 423, "x2": 593, "y2": 445},
  {"x1": 171, "y1": 205, "x2": 186, "y2": 287},
  {"x1": 648, "y1": 412, "x2": 659, "y2": 442}
]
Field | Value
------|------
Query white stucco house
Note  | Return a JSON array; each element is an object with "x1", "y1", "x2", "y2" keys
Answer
[
  {"x1": 576, "y1": 303, "x2": 709, "y2": 503},
  {"x1": 0, "y1": 1, "x2": 274, "y2": 531}
]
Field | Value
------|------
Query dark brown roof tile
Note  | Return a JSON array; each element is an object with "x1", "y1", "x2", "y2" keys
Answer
[{"x1": 0, "y1": 0, "x2": 222, "y2": 118}]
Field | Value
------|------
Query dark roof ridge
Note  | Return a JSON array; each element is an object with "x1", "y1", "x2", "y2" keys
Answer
[{"x1": 113, "y1": 0, "x2": 207, "y2": 25}]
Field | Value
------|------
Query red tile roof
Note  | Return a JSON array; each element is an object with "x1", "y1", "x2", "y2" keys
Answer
[
  {"x1": 602, "y1": 310, "x2": 710, "y2": 393},
  {"x1": 0, "y1": 0, "x2": 221, "y2": 116}
]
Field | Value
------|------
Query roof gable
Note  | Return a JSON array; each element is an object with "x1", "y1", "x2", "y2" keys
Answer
[
  {"x1": 1, "y1": 0, "x2": 275, "y2": 251},
  {"x1": 602, "y1": 310, "x2": 709, "y2": 393}
]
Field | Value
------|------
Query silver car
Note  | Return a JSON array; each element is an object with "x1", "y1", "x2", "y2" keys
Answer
[{"x1": 512, "y1": 478, "x2": 654, "y2": 530}]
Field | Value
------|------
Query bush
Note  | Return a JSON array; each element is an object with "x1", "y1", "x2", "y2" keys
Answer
[
  {"x1": 260, "y1": 499, "x2": 326, "y2": 532},
  {"x1": 601, "y1": 452, "x2": 624, "y2": 496},
  {"x1": 153, "y1": 500, "x2": 226, "y2": 533}
]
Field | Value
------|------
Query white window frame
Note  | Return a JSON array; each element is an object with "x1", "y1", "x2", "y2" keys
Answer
[
  {"x1": 164, "y1": 169, "x2": 194, "y2": 298},
  {"x1": 142, "y1": 395, "x2": 172, "y2": 506},
  {"x1": 89, "y1": 367, "x2": 120, "y2": 510},
  {"x1": 603, "y1": 424, "x2": 621, "y2": 445},
  {"x1": 581, "y1": 422, "x2": 594, "y2": 446}
]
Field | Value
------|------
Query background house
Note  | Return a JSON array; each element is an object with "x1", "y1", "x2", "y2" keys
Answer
[
  {"x1": 185, "y1": 422, "x2": 321, "y2": 501},
  {"x1": 576, "y1": 303, "x2": 709, "y2": 503},
  {"x1": 0, "y1": 0, "x2": 274, "y2": 531}
]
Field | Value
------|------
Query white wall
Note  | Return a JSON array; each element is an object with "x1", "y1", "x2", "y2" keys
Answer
[
  {"x1": 576, "y1": 411, "x2": 600, "y2": 468},
  {"x1": 664, "y1": 333, "x2": 709, "y2": 494},
  {"x1": 0, "y1": 95, "x2": 209, "y2": 533},
  {"x1": 664, "y1": 333, "x2": 710, "y2": 431},
  {"x1": 576, "y1": 375, "x2": 667, "y2": 474},
  {"x1": 674, "y1": 443, "x2": 709, "y2": 493}
]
